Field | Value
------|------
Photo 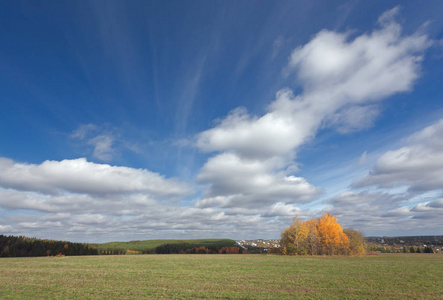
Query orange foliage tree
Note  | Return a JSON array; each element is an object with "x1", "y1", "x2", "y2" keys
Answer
[
  {"x1": 316, "y1": 213, "x2": 349, "y2": 255},
  {"x1": 280, "y1": 213, "x2": 365, "y2": 256},
  {"x1": 218, "y1": 247, "x2": 241, "y2": 254}
]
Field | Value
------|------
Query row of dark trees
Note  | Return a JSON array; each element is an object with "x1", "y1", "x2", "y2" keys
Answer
[
  {"x1": 97, "y1": 243, "x2": 246, "y2": 255},
  {"x1": 408, "y1": 246, "x2": 434, "y2": 253},
  {"x1": 368, "y1": 246, "x2": 436, "y2": 253},
  {"x1": 0, "y1": 235, "x2": 246, "y2": 257},
  {"x1": 0, "y1": 235, "x2": 98, "y2": 257},
  {"x1": 154, "y1": 243, "x2": 245, "y2": 254}
]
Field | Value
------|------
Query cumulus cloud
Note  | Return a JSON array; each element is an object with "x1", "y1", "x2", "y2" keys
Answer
[
  {"x1": 0, "y1": 225, "x2": 13, "y2": 232},
  {"x1": 354, "y1": 119, "x2": 443, "y2": 192},
  {"x1": 0, "y1": 156, "x2": 307, "y2": 242},
  {"x1": 288, "y1": 7, "x2": 431, "y2": 99},
  {"x1": 427, "y1": 198, "x2": 443, "y2": 208},
  {"x1": 196, "y1": 7, "x2": 431, "y2": 210},
  {"x1": 197, "y1": 103, "x2": 305, "y2": 159},
  {"x1": 325, "y1": 190, "x2": 409, "y2": 220},
  {"x1": 0, "y1": 156, "x2": 290, "y2": 241},
  {"x1": 0, "y1": 188, "x2": 296, "y2": 242},
  {"x1": 0, "y1": 188, "x2": 158, "y2": 215},
  {"x1": 0, "y1": 157, "x2": 193, "y2": 198},
  {"x1": 0, "y1": 157, "x2": 299, "y2": 242},
  {"x1": 262, "y1": 202, "x2": 302, "y2": 217},
  {"x1": 201, "y1": 7, "x2": 430, "y2": 152},
  {"x1": 197, "y1": 152, "x2": 319, "y2": 206},
  {"x1": 325, "y1": 119, "x2": 443, "y2": 234},
  {"x1": 322, "y1": 190, "x2": 443, "y2": 235}
]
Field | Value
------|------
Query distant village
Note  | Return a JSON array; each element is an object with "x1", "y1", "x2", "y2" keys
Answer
[
  {"x1": 366, "y1": 235, "x2": 443, "y2": 253},
  {"x1": 237, "y1": 236, "x2": 443, "y2": 253},
  {"x1": 235, "y1": 239, "x2": 280, "y2": 253}
]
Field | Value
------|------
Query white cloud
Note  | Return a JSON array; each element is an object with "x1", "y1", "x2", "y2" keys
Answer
[
  {"x1": 196, "y1": 152, "x2": 320, "y2": 208},
  {"x1": 427, "y1": 198, "x2": 443, "y2": 208},
  {"x1": 289, "y1": 7, "x2": 431, "y2": 102},
  {"x1": 0, "y1": 157, "x2": 301, "y2": 242},
  {"x1": 325, "y1": 104, "x2": 380, "y2": 134},
  {"x1": 71, "y1": 124, "x2": 122, "y2": 161},
  {"x1": 196, "y1": 8, "x2": 431, "y2": 210},
  {"x1": 0, "y1": 225, "x2": 13, "y2": 232},
  {"x1": 0, "y1": 191, "x2": 298, "y2": 242},
  {"x1": 358, "y1": 151, "x2": 368, "y2": 165},
  {"x1": 0, "y1": 188, "x2": 159, "y2": 215},
  {"x1": 324, "y1": 119, "x2": 443, "y2": 235},
  {"x1": 0, "y1": 157, "x2": 193, "y2": 198},
  {"x1": 272, "y1": 35, "x2": 287, "y2": 59},
  {"x1": 197, "y1": 103, "x2": 304, "y2": 159},
  {"x1": 70, "y1": 124, "x2": 97, "y2": 139},
  {"x1": 199, "y1": 9, "x2": 430, "y2": 157},
  {"x1": 262, "y1": 202, "x2": 301, "y2": 217},
  {"x1": 88, "y1": 134, "x2": 115, "y2": 161},
  {"x1": 321, "y1": 190, "x2": 443, "y2": 235},
  {"x1": 354, "y1": 119, "x2": 443, "y2": 192}
]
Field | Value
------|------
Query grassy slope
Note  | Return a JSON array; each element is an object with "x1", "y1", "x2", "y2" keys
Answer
[
  {"x1": 1, "y1": 253, "x2": 442, "y2": 299},
  {"x1": 90, "y1": 239, "x2": 236, "y2": 252}
]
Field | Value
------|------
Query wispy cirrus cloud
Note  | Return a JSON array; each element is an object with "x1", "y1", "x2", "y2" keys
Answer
[
  {"x1": 70, "y1": 124, "x2": 143, "y2": 162},
  {"x1": 71, "y1": 124, "x2": 116, "y2": 161},
  {"x1": 70, "y1": 124, "x2": 97, "y2": 139},
  {"x1": 87, "y1": 134, "x2": 115, "y2": 161}
]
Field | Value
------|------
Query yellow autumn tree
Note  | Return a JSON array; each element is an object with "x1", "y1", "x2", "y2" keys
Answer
[
  {"x1": 280, "y1": 213, "x2": 364, "y2": 256},
  {"x1": 316, "y1": 213, "x2": 349, "y2": 255},
  {"x1": 343, "y1": 228, "x2": 366, "y2": 256},
  {"x1": 280, "y1": 217, "x2": 310, "y2": 255},
  {"x1": 305, "y1": 218, "x2": 320, "y2": 255}
]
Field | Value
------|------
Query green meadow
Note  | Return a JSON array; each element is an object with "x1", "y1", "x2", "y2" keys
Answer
[{"x1": 1, "y1": 253, "x2": 442, "y2": 299}]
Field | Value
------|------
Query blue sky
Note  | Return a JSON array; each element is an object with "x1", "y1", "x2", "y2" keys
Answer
[{"x1": 1, "y1": 1, "x2": 443, "y2": 242}]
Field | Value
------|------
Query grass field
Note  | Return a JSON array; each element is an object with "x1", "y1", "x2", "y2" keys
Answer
[{"x1": 1, "y1": 253, "x2": 442, "y2": 299}]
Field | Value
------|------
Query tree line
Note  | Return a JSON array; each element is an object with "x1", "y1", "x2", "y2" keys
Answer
[
  {"x1": 0, "y1": 235, "x2": 98, "y2": 257},
  {"x1": 97, "y1": 244, "x2": 247, "y2": 255},
  {"x1": 154, "y1": 244, "x2": 246, "y2": 254},
  {"x1": 280, "y1": 213, "x2": 365, "y2": 256},
  {"x1": 98, "y1": 244, "x2": 247, "y2": 255},
  {"x1": 0, "y1": 235, "x2": 246, "y2": 257},
  {"x1": 369, "y1": 245, "x2": 435, "y2": 253}
]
